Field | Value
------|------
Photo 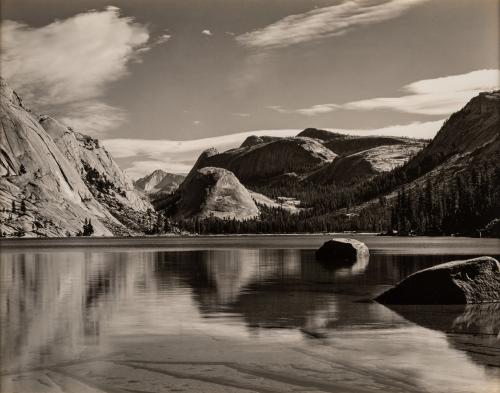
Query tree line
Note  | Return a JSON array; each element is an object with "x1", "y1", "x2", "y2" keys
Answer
[{"x1": 172, "y1": 156, "x2": 500, "y2": 237}]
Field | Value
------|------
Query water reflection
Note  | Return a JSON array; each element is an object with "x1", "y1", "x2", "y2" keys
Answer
[
  {"x1": 384, "y1": 303, "x2": 500, "y2": 368},
  {"x1": 1, "y1": 246, "x2": 499, "y2": 384}
]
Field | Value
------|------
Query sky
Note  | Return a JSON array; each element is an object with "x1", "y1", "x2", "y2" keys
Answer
[{"x1": 1, "y1": 0, "x2": 499, "y2": 178}]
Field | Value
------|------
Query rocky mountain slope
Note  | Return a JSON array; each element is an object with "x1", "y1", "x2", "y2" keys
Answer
[
  {"x1": 161, "y1": 167, "x2": 260, "y2": 220},
  {"x1": 0, "y1": 78, "x2": 152, "y2": 237},
  {"x1": 308, "y1": 142, "x2": 423, "y2": 184},
  {"x1": 341, "y1": 90, "x2": 500, "y2": 234},
  {"x1": 187, "y1": 129, "x2": 425, "y2": 187},
  {"x1": 191, "y1": 137, "x2": 336, "y2": 184},
  {"x1": 418, "y1": 91, "x2": 500, "y2": 162},
  {"x1": 134, "y1": 169, "x2": 185, "y2": 195}
]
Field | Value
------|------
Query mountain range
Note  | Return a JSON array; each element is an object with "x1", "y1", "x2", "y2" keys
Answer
[{"x1": 1, "y1": 76, "x2": 498, "y2": 237}]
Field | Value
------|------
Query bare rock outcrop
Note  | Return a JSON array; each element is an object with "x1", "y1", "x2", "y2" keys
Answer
[
  {"x1": 308, "y1": 143, "x2": 423, "y2": 184},
  {"x1": 167, "y1": 167, "x2": 260, "y2": 220},
  {"x1": 375, "y1": 257, "x2": 500, "y2": 304}
]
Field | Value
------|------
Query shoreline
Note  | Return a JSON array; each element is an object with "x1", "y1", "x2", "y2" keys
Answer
[{"x1": 1, "y1": 233, "x2": 497, "y2": 251}]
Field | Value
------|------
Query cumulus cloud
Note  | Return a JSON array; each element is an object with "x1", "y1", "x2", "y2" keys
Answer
[
  {"x1": 104, "y1": 121, "x2": 442, "y2": 178},
  {"x1": 0, "y1": 6, "x2": 150, "y2": 135},
  {"x1": 202, "y1": 29, "x2": 213, "y2": 36},
  {"x1": 270, "y1": 69, "x2": 500, "y2": 116},
  {"x1": 236, "y1": 0, "x2": 427, "y2": 49}
]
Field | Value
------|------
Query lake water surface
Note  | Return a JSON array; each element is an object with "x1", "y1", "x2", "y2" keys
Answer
[{"x1": 1, "y1": 235, "x2": 500, "y2": 393}]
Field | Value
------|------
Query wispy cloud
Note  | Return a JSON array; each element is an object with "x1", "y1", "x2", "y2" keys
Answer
[
  {"x1": 270, "y1": 69, "x2": 500, "y2": 116},
  {"x1": 269, "y1": 104, "x2": 339, "y2": 116},
  {"x1": 0, "y1": 6, "x2": 150, "y2": 135},
  {"x1": 57, "y1": 102, "x2": 127, "y2": 135},
  {"x1": 156, "y1": 34, "x2": 172, "y2": 45},
  {"x1": 344, "y1": 69, "x2": 500, "y2": 115},
  {"x1": 104, "y1": 121, "x2": 442, "y2": 179},
  {"x1": 202, "y1": 29, "x2": 213, "y2": 36},
  {"x1": 236, "y1": 0, "x2": 427, "y2": 49}
]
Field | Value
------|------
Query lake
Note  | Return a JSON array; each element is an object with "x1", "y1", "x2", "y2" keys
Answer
[{"x1": 1, "y1": 235, "x2": 500, "y2": 393}]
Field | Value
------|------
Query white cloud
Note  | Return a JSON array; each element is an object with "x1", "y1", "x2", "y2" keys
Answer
[
  {"x1": 236, "y1": 0, "x2": 428, "y2": 49},
  {"x1": 202, "y1": 29, "x2": 213, "y2": 36},
  {"x1": 0, "y1": 7, "x2": 150, "y2": 135},
  {"x1": 125, "y1": 160, "x2": 188, "y2": 179},
  {"x1": 271, "y1": 69, "x2": 500, "y2": 116},
  {"x1": 406, "y1": 69, "x2": 499, "y2": 94},
  {"x1": 339, "y1": 120, "x2": 444, "y2": 139},
  {"x1": 232, "y1": 112, "x2": 251, "y2": 117},
  {"x1": 193, "y1": 120, "x2": 202, "y2": 125},
  {"x1": 156, "y1": 34, "x2": 172, "y2": 45},
  {"x1": 269, "y1": 104, "x2": 339, "y2": 116},
  {"x1": 104, "y1": 121, "x2": 442, "y2": 178},
  {"x1": 344, "y1": 69, "x2": 500, "y2": 115}
]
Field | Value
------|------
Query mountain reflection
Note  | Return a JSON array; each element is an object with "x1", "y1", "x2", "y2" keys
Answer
[{"x1": 1, "y1": 248, "x2": 498, "y2": 374}]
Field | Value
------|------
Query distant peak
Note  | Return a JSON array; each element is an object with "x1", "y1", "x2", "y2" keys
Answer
[{"x1": 201, "y1": 147, "x2": 219, "y2": 157}]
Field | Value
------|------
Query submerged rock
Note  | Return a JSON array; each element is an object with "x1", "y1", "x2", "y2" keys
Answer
[
  {"x1": 376, "y1": 257, "x2": 500, "y2": 304},
  {"x1": 315, "y1": 238, "x2": 369, "y2": 262}
]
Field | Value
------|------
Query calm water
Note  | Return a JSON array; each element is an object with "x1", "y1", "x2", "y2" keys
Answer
[{"x1": 1, "y1": 235, "x2": 500, "y2": 393}]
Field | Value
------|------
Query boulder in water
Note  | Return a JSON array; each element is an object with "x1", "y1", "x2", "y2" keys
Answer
[
  {"x1": 315, "y1": 238, "x2": 369, "y2": 262},
  {"x1": 375, "y1": 257, "x2": 500, "y2": 304}
]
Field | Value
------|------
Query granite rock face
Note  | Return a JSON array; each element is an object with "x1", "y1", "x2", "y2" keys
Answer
[
  {"x1": 188, "y1": 129, "x2": 425, "y2": 188},
  {"x1": 315, "y1": 238, "x2": 369, "y2": 262},
  {"x1": 191, "y1": 138, "x2": 337, "y2": 184},
  {"x1": 0, "y1": 78, "x2": 152, "y2": 237},
  {"x1": 308, "y1": 143, "x2": 424, "y2": 184},
  {"x1": 167, "y1": 167, "x2": 260, "y2": 220},
  {"x1": 376, "y1": 257, "x2": 500, "y2": 304}
]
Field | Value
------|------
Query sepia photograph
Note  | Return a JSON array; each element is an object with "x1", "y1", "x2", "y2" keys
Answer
[{"x1": 0, "y1": 0, "x2": 499, "y2": 392}]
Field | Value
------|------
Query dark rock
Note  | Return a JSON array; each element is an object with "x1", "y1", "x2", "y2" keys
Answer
[
  {"x1": 315, "y1": 238, "x2": 369, "y2": 262},
  {"x1": 296, "y1": 128, "x2": 345, "y2": 141},
  {"x1": 375, "y1": 257, "x2": 500, "y2": 304}
]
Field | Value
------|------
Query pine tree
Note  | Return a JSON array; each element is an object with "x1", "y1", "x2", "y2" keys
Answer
[
  {"x1": 83, "y1": 218, "x2": 94, "y2": 236},
  {"x1": 11, "y1": 200, "x2": 16, "y2": 213},
  {"x1": 20, "y1": 200, "x2": 26, "y2": 214}
]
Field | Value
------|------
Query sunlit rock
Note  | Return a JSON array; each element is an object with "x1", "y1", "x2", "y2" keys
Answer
[{"x1": 376, "y1": 257, "x2": 500, "y2": 304}]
